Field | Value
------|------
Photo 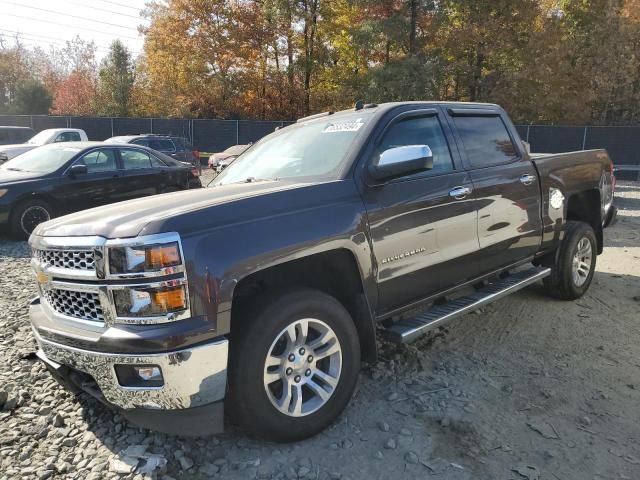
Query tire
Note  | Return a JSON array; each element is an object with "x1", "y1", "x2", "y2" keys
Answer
[
  {"x1": 10, "y1": 199, "x2": 53, "y2": 240},
  {"x1": 227, "y1": 288, "x2": 361, "y2": 442},
  {"x1": 543, "y1": 221, "x2": 597, "y2": 300}
]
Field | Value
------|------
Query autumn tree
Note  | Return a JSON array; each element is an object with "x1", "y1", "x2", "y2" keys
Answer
[{"x1": 51, "y1": 71, "x2": 96, "y2": 116}]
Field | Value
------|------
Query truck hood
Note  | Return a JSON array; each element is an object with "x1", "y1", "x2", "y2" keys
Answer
[{"x1": 32, "y1": 180, "x2": 320, "y2": 238}]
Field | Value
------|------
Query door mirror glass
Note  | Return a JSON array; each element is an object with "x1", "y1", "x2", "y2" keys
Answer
[
  {"x1": 369, "y1": 145, "x2": 433, "y2": 181},
  {"x1": 69, "y1": 164, "x2": 88, "y2": 176}
]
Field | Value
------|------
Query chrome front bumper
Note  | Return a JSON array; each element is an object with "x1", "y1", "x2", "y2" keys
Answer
[{"x1": 34, "y1": 329, "x2": 228, "y2": 411}]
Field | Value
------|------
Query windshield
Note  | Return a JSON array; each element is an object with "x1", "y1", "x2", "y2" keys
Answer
[
  {"x1": 1, "y1": 144, "x2": 81, "y2": 173},
  {"x1": 27, "y1": 130, "x2": 54, "y2": 145},
  {"x1": 214, "y1": 112, "x2": 371, "y2": 185}
]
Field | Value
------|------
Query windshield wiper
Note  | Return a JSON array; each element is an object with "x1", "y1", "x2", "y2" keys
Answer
[{"x1": 5, "y1": 167, "x2": 24, "y2": 171}]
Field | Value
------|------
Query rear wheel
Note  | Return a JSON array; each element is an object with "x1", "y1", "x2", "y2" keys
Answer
[
  {"x1": 543, "y1": 221, "x2": 597, "y2": 300},
  {"x1": 10, "y1": 199, "x2": 53, "y2": 239},
  {"x1": 228, "y1": 289, "x2": 361, "y2": 442}
]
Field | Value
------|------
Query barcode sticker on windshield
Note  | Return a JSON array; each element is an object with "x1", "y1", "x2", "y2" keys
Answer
[{"x1": 322, "y1": 119, "x2": 364, "y2": 133}]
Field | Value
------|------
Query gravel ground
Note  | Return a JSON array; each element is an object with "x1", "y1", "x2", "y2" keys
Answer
[{"x1": 1, "y1": 181, "x2": 639, "y2": 480}]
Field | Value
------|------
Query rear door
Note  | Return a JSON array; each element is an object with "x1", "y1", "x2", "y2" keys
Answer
[
  {"x1": 118, "y1": 147, "x2": 166, "y2": 199},
  {"x1": 446, "y1": 108, "x2": 542, "y2": 274},
  {"x1": 359, "y1": 108, "x2": 479, "y2": 313}
]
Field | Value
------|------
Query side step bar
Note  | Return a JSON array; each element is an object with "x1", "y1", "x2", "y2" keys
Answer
[{"x1": 382, "y1": 267, "x2": 551, "y2": 344}]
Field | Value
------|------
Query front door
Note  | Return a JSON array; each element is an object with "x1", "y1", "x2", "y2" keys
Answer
[
  {"x1": 447, "y1": 109, "x2": 542, "y2": 274},
  {"x1": 56, "y1": 147, "x2": 124, "y2": 213},
  {"x1": 359, "y1": 109, "x2": 479, "y2": 313}
]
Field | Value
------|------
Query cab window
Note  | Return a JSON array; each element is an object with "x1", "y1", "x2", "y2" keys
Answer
[
  {"x1": 452, "y1": 115, "x2": 518, "y2": 167},
  {"x1": 375, "y1": 115, "x2": 454, "y2": 174},
  {"x1": 56, "y1": 131, "x2": 81, "y2": 142},
  {"x1": 121, "y1": 149, "x2": 152, "y2": 169},
  {"x1": 76, "y1": 149, "x2": 117, "y2": 172}
]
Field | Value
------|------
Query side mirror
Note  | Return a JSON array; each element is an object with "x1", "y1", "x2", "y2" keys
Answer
[
  {"x1": 368, "y1": 145, "x2": 433, "y2": 181},
  {"x1": 69, "y1": 164, "x2": 88, "y2": 176}
]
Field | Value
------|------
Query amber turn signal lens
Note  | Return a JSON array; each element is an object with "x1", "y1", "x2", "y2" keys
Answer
[
  {"x1": 145, "y1": 243, "x2": 180, "y2": 269},
  {"x1": 151, "y1": 287, "x2": 186, "y2": 311}
]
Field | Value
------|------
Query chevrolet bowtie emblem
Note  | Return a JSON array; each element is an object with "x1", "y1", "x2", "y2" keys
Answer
[{"x1": 36, "y1": 271, "x2": 51, "y2": 285}]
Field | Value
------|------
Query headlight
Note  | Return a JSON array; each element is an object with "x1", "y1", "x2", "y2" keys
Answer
[
  {"x1": 0, "y1": 189, "x2": 8, "y2": 198},
  {"x1": 109, "y1": 242, "x2": 182, "y2": 275},
  {"x1": 113, "y1": 284, "x2": 188, "y2": 318}
]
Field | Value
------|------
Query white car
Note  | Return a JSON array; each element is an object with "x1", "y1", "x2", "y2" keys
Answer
[{"x1": 0, "y1": 128, "x2": 88, "y2": 164}]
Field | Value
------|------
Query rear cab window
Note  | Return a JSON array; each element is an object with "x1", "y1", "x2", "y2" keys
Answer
[{"x1": 451, "y1": 114, "x2": 518, "y2": 168}]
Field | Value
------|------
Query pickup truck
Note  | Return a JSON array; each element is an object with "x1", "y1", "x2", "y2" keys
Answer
[
  {"x1": 27, "y1": 102, "x2": 617, "y2": 442},
  {"x1": 0, "y1": 128, "x2": 88, "y2": 164}
]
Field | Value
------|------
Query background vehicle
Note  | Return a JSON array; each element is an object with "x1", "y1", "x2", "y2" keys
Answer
[
  {"x1": 0, "y1": 141, "x2": 198, "y2": 238},
  {"x1": 208, "y1": 144, "x2": 250, "y2": 172},
  {"x1": 105, "y1": 134, "x2": 200, "y2": 165},
  {"x1": 0, "y1": 126, "x2": 35, "y2": 146},
  {"x1": 0, "y1": 128, "x2": 88, "y2": 164},
  {"x1": 28, "y1": 102, "x2": 616, "y2": 442}
]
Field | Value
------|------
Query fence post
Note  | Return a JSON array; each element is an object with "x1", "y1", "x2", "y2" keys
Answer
[
  {"x1": 110, "y1": 118, "x2": 114, "y2": 137},
  {"x1": 150, "y1": 118, "x2": 153, "y2": 134},
  {"x1": 526, "y1": 124, "x2": 531, "y2": 143},
  {"x1": 235, "y1": 120, "x2": 239, "y2": 145},
  {"x1": 30, "y1": 116, "x2": 33, "y2": 129},
  {"x1": 582, "y1": 126, "x2": 588, "y2": 150}
]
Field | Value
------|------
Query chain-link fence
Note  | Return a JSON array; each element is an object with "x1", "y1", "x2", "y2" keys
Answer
[
  {"x1": 0, "y1": 115, "x2": 293, "y2": 154},
  {"x1": 1, "y1": 115, "x2": 638, "y2": 180},
  {"x1": 515, "y1": 125, "x2": 640, "y2": 180}
]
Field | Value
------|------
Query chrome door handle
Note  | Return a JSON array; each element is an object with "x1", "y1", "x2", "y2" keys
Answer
[
  {"x1": 520, "y1": 174, "x2": 536, "y2": 185},
  {"x1": 449, "y1": 186, "x2": 472, "y2": 200}
]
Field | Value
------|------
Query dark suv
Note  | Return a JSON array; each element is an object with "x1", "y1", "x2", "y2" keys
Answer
[{"x1": 105, "y1": 134, "x2": 199, "y2": 166}]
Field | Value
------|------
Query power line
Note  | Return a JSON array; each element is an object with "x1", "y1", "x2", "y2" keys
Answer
[
  {"x1": 60, "y1": 0, "x2": 144, "y2": 20},
  {"x1": 96, "y1": 0, "x2": 145, "y2": 12},
  {"x1": 0, "y1": 28, "x2": 141, "y2": 55},
  {"x1": 1, "y1": 1, "x2": 142, "y2": 31},
  {"x1": 2, "y1": 14, "x2": 142, "y2": 41}
]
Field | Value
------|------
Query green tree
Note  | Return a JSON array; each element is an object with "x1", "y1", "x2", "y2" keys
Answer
[
  {"x1": 97, "y1": 40, "x2": 135, "y2": 116},
  {"x1": 11, "y1": 79, "x2": 52, "y2": 114}
]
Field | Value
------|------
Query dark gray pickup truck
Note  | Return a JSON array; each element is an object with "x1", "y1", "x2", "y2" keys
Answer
[{"x1": 28, "y1": 102, "x2": 617, "y2": 441}]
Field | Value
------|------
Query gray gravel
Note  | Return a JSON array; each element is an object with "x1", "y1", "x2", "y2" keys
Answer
[{"x1": 1, "y1": 182, "x2": 639, "y2": 479}]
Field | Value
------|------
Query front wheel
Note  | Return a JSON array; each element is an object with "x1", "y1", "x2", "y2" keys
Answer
[
  {"x1": 228, "y1": 289, "x2": 361, "y2": 442},
  {"x1": 543, "y1": 221, "x2": 597, "y2": 300},
  {"x1": 10, "y1": 199, "x2": 53, "y2": 240}
]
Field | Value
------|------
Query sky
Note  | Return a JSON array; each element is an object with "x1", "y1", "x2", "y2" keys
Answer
[{"x1": 0, "y1": 0, "x2": 149, "y2": 60}]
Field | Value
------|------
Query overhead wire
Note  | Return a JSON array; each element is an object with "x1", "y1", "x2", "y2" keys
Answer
[{"x1": 1, "y1": 1, "x2": 143, "y2": 30}]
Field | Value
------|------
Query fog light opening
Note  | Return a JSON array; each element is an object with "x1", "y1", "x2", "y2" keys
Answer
[{"x1": 115, "y1": 364, "x2": 164, "y2": 388}]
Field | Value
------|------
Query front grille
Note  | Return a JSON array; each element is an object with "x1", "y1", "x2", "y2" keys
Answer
[
  {"x1": 34, "y1": 249, "x2": 95, "y2": 271},
  {"x1": 42, "y1": 288, "x2": 104, "y2": 323}
]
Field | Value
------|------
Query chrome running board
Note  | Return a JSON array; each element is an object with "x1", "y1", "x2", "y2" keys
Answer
[{"x1": 382, "y1": 267, "x2": 551, "y2": 344}]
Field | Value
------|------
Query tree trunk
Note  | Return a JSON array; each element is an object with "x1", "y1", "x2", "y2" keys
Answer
[
  {"x1": 409, "y1": 0, "x2": 418, "y2": 56},
  {"x1": 302, "y1": 0, "x2": 319, "y2": 116}
]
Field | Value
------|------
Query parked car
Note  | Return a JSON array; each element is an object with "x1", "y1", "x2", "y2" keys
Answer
[
  {"x1": 208, "y1": 144, "x2": 250, "y2": 172},
  {"x1": 27, "y1": 102, "x2": 616, "y2": 442},
  {"x1": 0, "y1": 128, "x2": 88, "y2": 164},
  {"x1": 105, "y1": 134, "x2": 200, "y2": 166},
  {"x1": 0, "y1": 126, "x2": 35, "y2": 146},
  {"x1": 0, "y1": 141, "x2": 200, "y2": 238}
]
